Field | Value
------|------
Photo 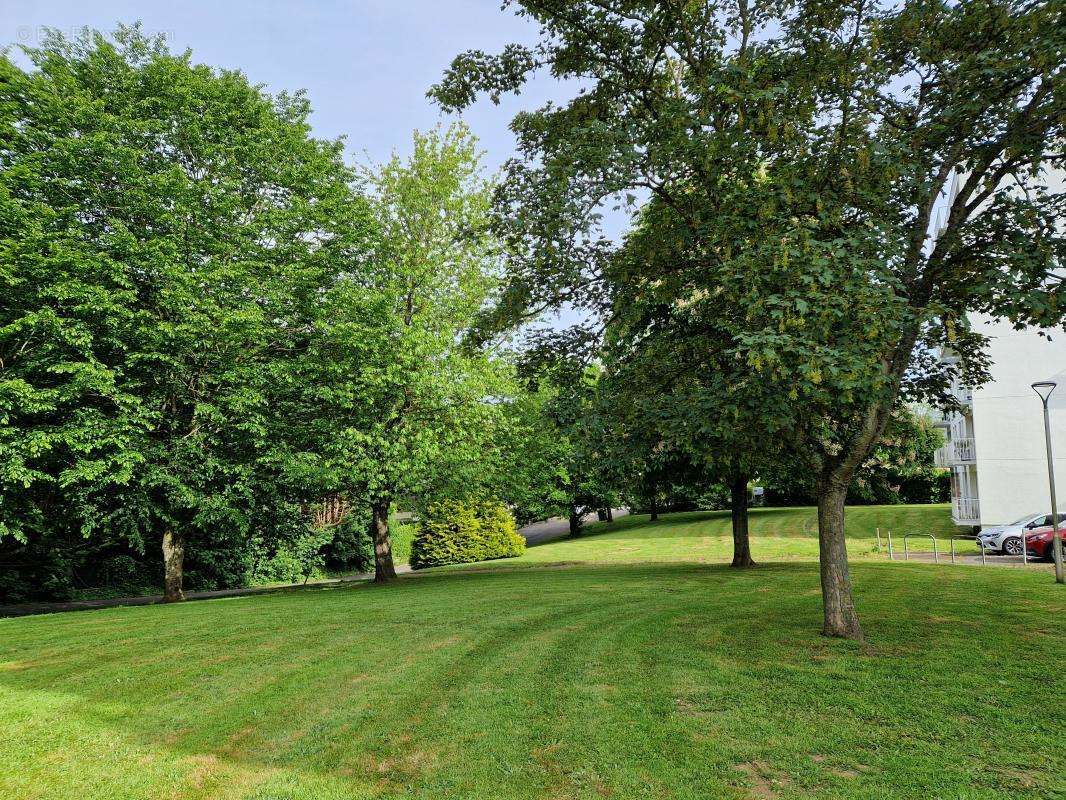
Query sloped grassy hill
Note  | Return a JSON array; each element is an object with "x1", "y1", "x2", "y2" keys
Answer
[{"x1": 511, "y1": 504, "x2": 965, "y2": 566}]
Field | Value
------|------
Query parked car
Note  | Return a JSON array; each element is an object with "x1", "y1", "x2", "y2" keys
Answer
[
  {"x1": 976, "y1": 513, "x2": 1056, "y2": 555},
  {"x1": 1024, "y1": 526, "x2": 1066, "y2": 561}
]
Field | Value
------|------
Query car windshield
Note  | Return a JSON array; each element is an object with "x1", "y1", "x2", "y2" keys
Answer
[{"x1": 1009, "y1": 514, "x2": 1042, "y2": 525}]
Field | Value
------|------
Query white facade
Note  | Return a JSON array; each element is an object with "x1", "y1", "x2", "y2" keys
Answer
[
  {"x1": 936, "y1": 166, "x2": 1066, "y2": 528},
  {"x1": 938, "y1": 317, "x2": 1066, "y2": 528}
]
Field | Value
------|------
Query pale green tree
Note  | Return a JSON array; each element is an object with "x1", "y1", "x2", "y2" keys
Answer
[{"x1": 287, "y1": 124, "x2": 504, "y2": 582}]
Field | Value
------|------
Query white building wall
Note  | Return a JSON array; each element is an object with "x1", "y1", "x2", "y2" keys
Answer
[{"x1": 970, "y1": 314, "x2": 1066, "y2": 526}]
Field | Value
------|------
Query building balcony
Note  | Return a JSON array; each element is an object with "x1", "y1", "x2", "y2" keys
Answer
[
  {"x1": 952, "y1": 496, "x2": 981, "y2": 525},
  {"x1": 952, "y1": 437, "x2": 976, "y2": 463},
  {"x1": 934, "y1": 437, "x2": 976, "y2": 467}
]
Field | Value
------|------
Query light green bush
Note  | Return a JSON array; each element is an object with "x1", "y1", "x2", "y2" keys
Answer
[
  {"x1": 389, "y1": 518, "x2": 416, "y2": 565},
  {"x1": 410, "y1": 499, "x2": 525, "y2": 569}
]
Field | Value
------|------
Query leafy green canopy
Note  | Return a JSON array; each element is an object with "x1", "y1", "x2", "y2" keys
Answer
[
  {"x1": 279, "y1": 124, "x2": 508, "y2": 512},
  {"x1": 432, "y1": 0, "x2": 1065, "y2": 472},
  {"x1": 433, "y1": 0, "x2": 1064, "y2": 636},
  {"x1": 0, "y1": 26, "x2": 373, "y2": 556}
]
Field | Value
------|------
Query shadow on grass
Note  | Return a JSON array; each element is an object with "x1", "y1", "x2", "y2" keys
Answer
[
  {"x1": 526, "y1": 508, "x2": 816, "y2": 548},
  {"x1": 530, "y1": 506, "x2": 954, "y2": 549},
  {"x1": 0, "y1": 557, "x2": 1061, "y2": 799}
]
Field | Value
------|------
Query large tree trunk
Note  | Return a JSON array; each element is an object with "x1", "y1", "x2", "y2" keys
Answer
[
  {"x1": 162, "y1": 529, "x2": 185, "y2": 603},
  {"x1": 370, "y1": 498, "x2": 397, "y2": 583},
  {"x1": 649, "y1": 495, "x2": 659, "y2": 522},
  {"x1": 814, "y1": 327, "x2": 917, "y2": 640},
  {"x1": 606, "y1": 507, "x2": 614, "y2": 523},
  {"x1": 817, "y1": 481, "x2": 862, "y2": 640},
  {"x1": 730, "y1": 476, "x2": 755, "y2": 568},
  {"x1": 568, "y1": 504, "x2": 582, "y2": 537}
]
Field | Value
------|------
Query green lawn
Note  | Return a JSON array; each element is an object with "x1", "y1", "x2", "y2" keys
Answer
[{"x1": 2, "y1": 508, "x2": 1062, "y2": 800}]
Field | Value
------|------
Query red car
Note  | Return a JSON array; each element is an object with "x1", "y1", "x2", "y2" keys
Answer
[{"x1": 1024, "y1": 526, "x2": 1066, "y2": 560}]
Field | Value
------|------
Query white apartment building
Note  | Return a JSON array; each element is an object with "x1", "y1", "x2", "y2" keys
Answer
[
  {"x1": 936, "y1": 167, "x2": 1066, "y2": 528},
  {"x1": 937, "y1": 320, "x2": 1066, "y2": 528}
]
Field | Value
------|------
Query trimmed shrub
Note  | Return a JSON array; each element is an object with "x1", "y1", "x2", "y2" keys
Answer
[
  {"x1": 389, "y1": 519, "x2": 417, "y2": 565},
  {"x1": 410, "y1": 499, "x2": 525, "y2": 570}
]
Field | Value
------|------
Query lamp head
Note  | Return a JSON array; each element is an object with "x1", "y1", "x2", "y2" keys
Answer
[{"x1": 1032, "y1": 381, "x2": 1058, "y2": 403}]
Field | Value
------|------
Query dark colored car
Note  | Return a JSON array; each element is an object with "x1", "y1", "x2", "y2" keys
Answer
[{"x1": 1024, "y1": 526, "x2": 1066, "y2": 560}]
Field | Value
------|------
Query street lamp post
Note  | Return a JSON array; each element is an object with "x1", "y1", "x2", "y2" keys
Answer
[{"x1": 1031, "y1": 381, "x2": 1065, "y2": 584}]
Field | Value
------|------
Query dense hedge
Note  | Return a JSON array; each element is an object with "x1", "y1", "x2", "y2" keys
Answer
[{"x1": 410, "y1": 499, "x2": 525, "y2": 570}]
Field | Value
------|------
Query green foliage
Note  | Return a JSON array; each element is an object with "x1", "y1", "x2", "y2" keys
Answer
[
  {"x1": 410, "y1": 498, "x2": 524, "y2": 569},
  {"x1": 433, "y1": 0, "x2": 1065, "y2": 634},
  {"x1": 387, "y1": 518, "x2": 417, "y2": 566},
  {"x1": 0, "y1": 25, "x2": 373, "y2": 598},
  {"x1": 477, "y1": 383, "x2": 574, "y2": 524},
  {"x1": 281, "y1": 124, "x2": 506, "y2": 531},
  {"x1": 764, "y1": 408, "x2": 947, "y2": 506},
  {"x1": 321, "y1": 509, "x2": 375, "y2": 574}
]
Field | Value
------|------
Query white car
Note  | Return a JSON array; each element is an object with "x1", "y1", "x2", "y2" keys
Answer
[{"x1": 977, "y1": 513, "x2": 1055, "y2": 555}]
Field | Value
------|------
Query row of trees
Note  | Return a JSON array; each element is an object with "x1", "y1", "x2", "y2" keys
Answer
[
  {"x1": 0, "y1": 28, "x2": 543, "y2": 602},
  {"x1": 0, "y1": 25, "x2": 751, "y2": 604},
  {"x1": 4, "y1": 2, "x2": 1061, "y2": 648},
  {"x1": 433, "y1": 0, "x2": 1065, "y2": 639}
]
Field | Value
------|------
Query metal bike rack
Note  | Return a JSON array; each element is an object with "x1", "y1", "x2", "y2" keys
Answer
[
  {"x1": 948, "y1": 535, "x2": 985, "y2": 565},
  {"x1": 903, "y1": 533, "x2": 938, "y2": 563}
]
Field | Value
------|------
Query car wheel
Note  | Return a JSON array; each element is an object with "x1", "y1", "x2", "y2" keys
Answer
[{"x1": 1003, "y1": 537, "x2": 1022, "y2": 556}]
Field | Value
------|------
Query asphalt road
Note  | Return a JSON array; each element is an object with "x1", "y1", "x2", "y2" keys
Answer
[{"x1": 520, "y1": 508, "x2": 630, "y2": 547}]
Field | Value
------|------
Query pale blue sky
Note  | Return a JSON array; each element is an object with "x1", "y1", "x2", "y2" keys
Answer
[
  {"x1": 3, "y1": 1, "x2": 614, "y2": 328},
  {"x1": 2, "y1": 1, "x2": 570, "y2": 172}
]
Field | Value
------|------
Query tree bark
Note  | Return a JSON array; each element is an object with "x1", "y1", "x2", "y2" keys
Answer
[
  {"x1": 649, "y1": 495, "x2": 659, "y2": 522},
  {"x1": 816, "y1": 481, "x2": 862, "y2": 640},
  {"x1": 568, "y1": 504, "x2": 582, "y2": 537},
  {"x1": 730, "y1": 476, "x2": 755, "y2": 568},
  {"x1": 606, "y1": 507, "x2": 614, "y2": 523},
  {"x1": 370, "y1": 498, "x2": 397, "y2": 583},
  {"x1": 813, "y1": 326, "x2": 918, "y2": 640},
  {"x1": 162, "y1": 529, "x2": 185, "y2": 603}
]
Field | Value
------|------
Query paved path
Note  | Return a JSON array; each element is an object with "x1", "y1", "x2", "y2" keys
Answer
[
  {"x1": 0, "y1": 511, "x2": 629, "y2": 618},
  {"x1": 520, "y1": 508, "x2": 629, "y2": 546},
  {"x1": 892, "y1": 551, "x2": 1058, "y2": 569}
]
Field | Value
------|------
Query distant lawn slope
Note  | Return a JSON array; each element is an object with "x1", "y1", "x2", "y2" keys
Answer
[
  {"x1": 511, "y1": 504, "x2": 967, "y2": 567},
  {"x1": 1, "y1": 553, "x2": 1061, "y2": 799}
]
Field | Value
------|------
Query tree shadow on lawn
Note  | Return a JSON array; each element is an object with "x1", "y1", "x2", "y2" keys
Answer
[
  {"x1": 533, "y1": 506, "x2": 949, "y2": 549},
  {"x1": 526, "y1": 508, "x2": 823, "y2": 549},
  {"x1": 533, "y1": 514, "x2": 805, "y2": 546},
  {"x1": 0, "y1": 560, "x2": 1059, "y2": 799}
]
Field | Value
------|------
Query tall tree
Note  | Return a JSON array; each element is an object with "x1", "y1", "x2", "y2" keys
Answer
[
  {"x1": 433, "y1": 0, "x2": 1065, "y2": 639},
  {"x1": 286, "y1": 124, "x2": 502, "y2": 583},
  {"x1": 0, "y1": 26, "x2": 369, "y2": 601},
  {"x1": 603, "y1": 197, "x2": 812, "y2": 568}
]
